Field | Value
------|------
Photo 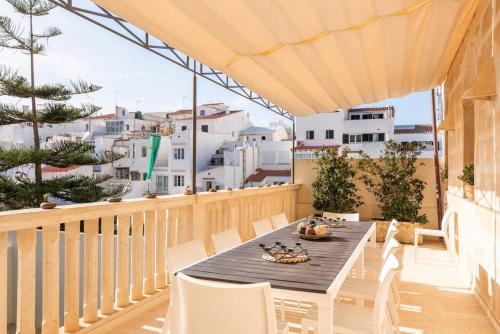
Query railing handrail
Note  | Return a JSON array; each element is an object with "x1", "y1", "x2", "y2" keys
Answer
[{"x1": 0, "y1": 184, "x2": 300, "y2": 232}]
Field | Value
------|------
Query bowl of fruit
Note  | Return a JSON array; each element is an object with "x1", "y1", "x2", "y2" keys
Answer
[{"x1": 293, "y1": 221, "x2": 331, "y2": 240}]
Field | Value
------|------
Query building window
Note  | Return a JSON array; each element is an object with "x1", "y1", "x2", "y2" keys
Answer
[
  {"x1": 377, "y1": 133, "x2": 386, "y2": 142},
  {"x1": 105, "y1": 120, "x2": 124, "y2": 134},
  {"x1": 342, "y1": 134, "x2": 349, "y2": 144},
  {"x1": 174, "y1": 175, "x2": 184, "y2": 187},
  {"x1": 143, "y1": 173, "x2": 147, "y2": 180},
  {"x1": 261, "y1": 136, "x2": 266, "y2": 140},
  {"x1": 132, "y1": 144, "x2": 135, "y2": 158},
  {"x1": 126, "y1": 124, "x2": 130, "y2": 130},
  {"x1": 181, "y1": 125, "x2": 187, "y2": 131},
  {"x1": 122, "y1": 110, "x2": 126, "y2": 116},
  {"x1": 362, "y1": 133, "x2": 373, "y2": 142},
  {"x1": 200, "y1": 110, "x2": 205, "y2": 116},
  {"x1": 85, "y1": 124, "x2": 89, "y2": 131},
  {"x1": 306, "y1": 130, "x2": 314, "y2": 140},
  {"x1": 362, "y1": 114, "x2": 372, "y2": 120},
  {"x1": 374, "y1": 113, "x2": 384, "y2": 119},
  {"x1": 92, "y1": 165, "x2": 101, "y2": 173},
  {"x1": 201, "y1": 125, "x2": 208, "y2": 132},
  {"x1": 350, "y1": 114, "x2": 360, "y2": 120},
  {"x1": 325, "y1": 130, "x2": 334, "y2": 139},
  {"x1": 349, "y1": 134, "x2": 362, "y2": 143},
  {"x1": 142, "y1": 146, "x2": 147, "y2": 157},
  {"x1": 174, "y1": 148, "x2": 185, "y2": 159},
  {"x1": 156, "y1": 175, "x2": 168, "y2": 193}
]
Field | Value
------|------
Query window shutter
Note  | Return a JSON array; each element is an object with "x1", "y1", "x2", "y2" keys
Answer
[{"x1": 342, "y1": 134, "x2": 349, "y2": 144}]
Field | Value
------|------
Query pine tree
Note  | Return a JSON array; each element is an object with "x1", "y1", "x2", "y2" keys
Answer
[{"x1": 0, "y1": 0, "x2": 119, "y2": 210}]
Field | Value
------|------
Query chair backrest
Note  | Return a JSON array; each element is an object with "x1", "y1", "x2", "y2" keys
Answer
[
  {"x1": 441, "y1": 209, "x2": 455, "y2": 235},
  {"x1": 252, "y1": 218, "x2": 274, "y2": 237},
  {"x1": 382, "y1": 219, "x2": 400, "y2": 252},
  {"x1": 322, "y1": 212, "x2": 360, "y2": 221},
  {"x1": 271, "y1": 213, "x2": 289, "y2": 230},
  {"x1": 382, "y1": 235, "x2": 402, "y2": 261},
  {"x1": 177, "y1": 273, "x2": 278, "y2": 334},
  {"x1": 165, "y1": 239, "x2": 208, "y2": 277},
  {"x1": 164, "y1": 240, "x2": 208, "y2": 334},
  {"x1": 211, "y1": 229, "x2": 242, "y2": 254},
  {"x1": 373, "y1": 253, "x2": 402, "y2": 334}
]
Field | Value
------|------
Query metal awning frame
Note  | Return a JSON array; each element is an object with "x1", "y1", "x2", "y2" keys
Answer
[{"x1": 49, "y1": 0, "x2": 293, "y2": 121}]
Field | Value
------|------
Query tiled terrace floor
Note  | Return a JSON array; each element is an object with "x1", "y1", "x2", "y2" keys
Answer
[{"x1": 113, "y1": 241, "x2": 494, "y2": 334}]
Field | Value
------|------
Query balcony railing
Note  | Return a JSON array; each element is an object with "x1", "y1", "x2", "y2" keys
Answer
[{"x1": 0, "y1": 184, "x2": 300, "y2": 333}]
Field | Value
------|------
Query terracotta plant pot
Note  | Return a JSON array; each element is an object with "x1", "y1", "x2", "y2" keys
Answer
[
  {"x1": 208, "y1": 188, "x2": 217, "y2": 192},
  {"x1": 373, "y1": 219, "x2": 424, "y2": 245},
  {"x1": 144, "y1": 193, "x2": 157, "y2": 199},
  {"x1": 464, "y1": 184, "x2": 474, "y2": 200},
  {"x1": 40, "y1": 202, "x2": 57, "y2": 209},
  {"x1": 107, "y1": 197, "x2": 122, "y2": 203}
]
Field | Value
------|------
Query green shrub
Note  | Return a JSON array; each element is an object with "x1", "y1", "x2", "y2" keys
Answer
[
  {"x1": 458, "y1": 164, "x2": 474, "y2": 185},
  {"x1": 359, "y1": 140, "x2": 428, "y2": 224},
  {"x1": 312, "y1": 147, "x2": 363, "y2": 213}
]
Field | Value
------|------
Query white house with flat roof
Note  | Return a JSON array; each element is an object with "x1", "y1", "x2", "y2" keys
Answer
[
  {"x1": 295, "y1": 106, "x2": 440, "y2": 159},
  {"x1": 295, "y1": 106, "x2": 394, "y2": 158}
]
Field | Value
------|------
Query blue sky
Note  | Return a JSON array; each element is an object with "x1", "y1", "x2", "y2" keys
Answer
[{"x1": 0, "y1": 2, "x2": 432, "y2": 127}]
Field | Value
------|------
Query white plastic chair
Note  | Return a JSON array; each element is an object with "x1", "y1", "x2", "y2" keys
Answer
[
  {"x1": 211, "y1": 229, "x2": 242, "y2": 254},
  {"x1": 271, "y1": 213, "x2": 289, "y2": 230},
  {"x1": 415, "y1": 209, "x2": 456, "y2": 260},
  {"x1": 302, "y1": 254, "x2": 401, "y2": 334},
  {"x1": 365, "y1": 219, "x2": 400, "y2": 254},
  {"x1": 163, "y1": 240, "x2": 208, "y2": 334},
  {"x1": 176, "y1": 273, "x2": 289, "y2": 334},
  {"x1": 339, "y1": 237, "x2": 403, "y2": 333},
  {"x1": 322, "y1": 211, "x2": 360, "y2": 221},
  {"x1": 252, "y1": 218, "x2": 274, "y2": 237}
]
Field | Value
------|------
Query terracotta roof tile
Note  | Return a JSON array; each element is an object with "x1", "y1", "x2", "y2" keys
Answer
[
  {"x1": 88, "y1": 113, "x2": 115, "y2": 120},
  {"x1": 246, "y1": 169, "x2": 290, "y2": 183},
  {"x1": 348, "y1": 106, "x2": 394, "y2": 113},
  {"x1": 41, "y1": 165, "x2": 80, "y2": 173},
  {"x1": 294, "y1": 145, "x2": 340, "y2": 151},
  {"x1": 394, "y1": 124, "x2": 433, "y2": 134},
  {"x1": 181, "y1": 110, "x2": 242, "y2": 120}
]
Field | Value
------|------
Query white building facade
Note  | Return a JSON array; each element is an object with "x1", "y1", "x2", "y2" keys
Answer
[{"x1": 295, "y1": 106, "x2": 440, "y2": 159}]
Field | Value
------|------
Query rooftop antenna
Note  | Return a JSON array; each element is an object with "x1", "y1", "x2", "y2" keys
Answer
[
  {"x1": 115, "y1": 89, "x2": 121, "y2": 108},
  {"x1": 136, "y1": 100, "x2": 141, "y2": 112}
]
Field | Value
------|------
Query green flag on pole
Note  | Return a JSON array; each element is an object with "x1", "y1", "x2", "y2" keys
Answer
[{"x1": 146, "y1": 134, "x2": 161, "y2": 180}]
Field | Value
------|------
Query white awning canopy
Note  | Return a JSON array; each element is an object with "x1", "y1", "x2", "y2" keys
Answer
[{"x1": 94, "y1": 0, "x2": 478, "y2": 116}]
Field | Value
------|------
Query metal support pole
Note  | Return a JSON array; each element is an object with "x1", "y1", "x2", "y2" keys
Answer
[
  {"x1": 192, "y1": 60, "x2": 197, "y2": 194},
  {"x1": 431, "y1": 88, "x2": 443, "y2": 227},
  {"x1": 292, "y1": 117, "x2": 296, "y2": 184}
]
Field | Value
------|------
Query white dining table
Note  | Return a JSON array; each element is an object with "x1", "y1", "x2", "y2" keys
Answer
[{"x1": 182, "y1": 219, "x2": 376, "y2": 333}]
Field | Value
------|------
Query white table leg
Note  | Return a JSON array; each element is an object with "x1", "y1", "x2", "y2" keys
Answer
[
  {"x1": 370, "y1": 225, "x2": 377, "y2": 247},
  {"x1": 317, "y1": 295, "x2": 333, "y2": 334},
  {"x1": 353, "y1": 248, "x2": 365, "y2": 279}
]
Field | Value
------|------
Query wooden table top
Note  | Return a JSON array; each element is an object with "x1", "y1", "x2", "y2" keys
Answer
[{"x1": 181, "y1": 219, "x2": 373, "y2": 294}]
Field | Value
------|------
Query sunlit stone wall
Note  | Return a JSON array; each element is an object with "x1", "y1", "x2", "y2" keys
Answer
[{"x1": 444, "y1": 0, "x2": 500, "y2": 328}]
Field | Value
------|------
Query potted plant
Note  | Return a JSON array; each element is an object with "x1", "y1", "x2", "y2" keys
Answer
[
  {"x1": 440, "y1": 167, "x2": 448, "y2": 191},
  {"x1": 40, "y1": 193, "x2": 57, "y2": 209},
  {"x1": 458, "y1": 164, "x2": 474, "y2": 200},
  {"x1": 359, "y1": 141, "x2": 428, "y2": 244},
  {"x1": 312, "y1": 147, "x2": 363, "y2": 216}
]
